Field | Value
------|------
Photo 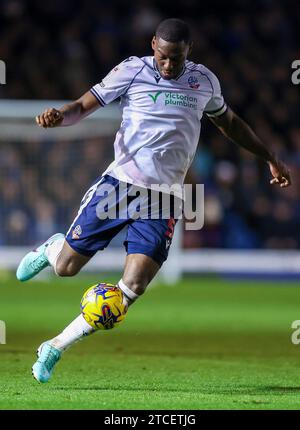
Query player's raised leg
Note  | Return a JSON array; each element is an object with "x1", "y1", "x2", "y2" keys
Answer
[
  {"x1": 31, "y1": 253, "x2": 159, "y2": 383},
  {"x1": 16, "y1": 234, "x2": 91, "y2": 281},
  {"x1": 16, "y1": 233, "x2": 65, "y2": 281},
  {"x1": 48, "y1": 240, "x2": 92, "y2": 277},
  {"x1": 16, "y1": 173, "x2": 105, "y2": 283}
]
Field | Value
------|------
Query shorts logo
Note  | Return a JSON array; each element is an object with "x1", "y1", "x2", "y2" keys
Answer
[
  {"x1": 72, "y1": 225, "x2": 82, "y2": 240},
  {"x1": 188, "y1": 76, "x2": 200, "y2": 89}
]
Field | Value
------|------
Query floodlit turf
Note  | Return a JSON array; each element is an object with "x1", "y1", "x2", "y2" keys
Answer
[{"x1": 1, "y1": 271, "x2": 300, "y2": 410}]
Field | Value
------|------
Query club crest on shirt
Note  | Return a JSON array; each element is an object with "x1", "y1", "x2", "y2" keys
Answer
[
  {"x1": 188, "y1": 76, "x2": 200, "y2": 89},
  {"x1": 72, "y1": 225, "x2": 82, "y2": 240}
]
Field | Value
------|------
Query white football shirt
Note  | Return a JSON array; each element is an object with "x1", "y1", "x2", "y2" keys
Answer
[{"x1": 91, "y1": 56, "x2": 227, "y2": 195}]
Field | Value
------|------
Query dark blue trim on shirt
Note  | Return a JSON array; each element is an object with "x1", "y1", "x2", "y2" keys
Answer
[
  {"x1": 90, "y1": 88, "x2": 106, "y2": 106},
  {"x1": 122, "y1": 64, "x2": 146, "y2": 96}
]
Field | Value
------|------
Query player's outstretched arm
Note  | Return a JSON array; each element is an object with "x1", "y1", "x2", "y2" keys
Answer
[
  {"x1": 209, "y1": 107, "x2": 291, "y2": 188},
  {"x1": 35, "y1": 91, "x2": 100, "y2": 128}
]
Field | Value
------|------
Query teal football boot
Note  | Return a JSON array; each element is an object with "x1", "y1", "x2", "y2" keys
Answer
[
  {"x1": 16, "y1": 233, "x2": 64, "y2": 282},
  {"x1": 32, "y1": 341, "x2": 62, "y2": 383}
]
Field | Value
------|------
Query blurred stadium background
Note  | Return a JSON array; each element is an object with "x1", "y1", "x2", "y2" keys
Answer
[
  {"x1": 2, "y1": 0, "x2": 300, "y2": 411},
  {"x1": 0, "y1": 0, "x2": 300, "y2": 279}
]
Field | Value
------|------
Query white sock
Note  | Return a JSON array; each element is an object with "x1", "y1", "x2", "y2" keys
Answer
[
  {"x1": 118, "y1": 279, "x2": 139, "y2": 307},
  {"x1": 45, "y1": 237, "x2": 65, "y2": 275},
  {"x1": 50, "y1": 314, "x2": 94, "y2": 351},
  {"x1": 49, "y1": 283, "x2": 138, "y2": 351}
]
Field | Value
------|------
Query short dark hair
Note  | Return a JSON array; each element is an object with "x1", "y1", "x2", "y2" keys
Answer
[{"x1": 155, "y1": 18, "x2": 191, "y2": 44}]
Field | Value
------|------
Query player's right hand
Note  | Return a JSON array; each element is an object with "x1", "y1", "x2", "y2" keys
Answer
[
  {"x1": 268, "y1": 159, "x2": 291, "y2": 188},
  {"x1": 35, "y1": 108, "x2": 64, "y2": 128}
]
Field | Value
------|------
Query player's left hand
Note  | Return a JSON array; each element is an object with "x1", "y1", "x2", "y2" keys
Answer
[{"x1": 268, "y1": 159, "x2": 291, "y2": 188}]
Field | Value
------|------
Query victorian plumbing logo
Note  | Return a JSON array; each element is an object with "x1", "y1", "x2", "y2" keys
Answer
[{"x1": 147, "y1": 91, "x2": 198, "y2": 110}]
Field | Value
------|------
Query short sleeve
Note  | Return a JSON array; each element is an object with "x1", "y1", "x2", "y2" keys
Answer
[
  {"x1": 203, "y1": 70, "x2": 227, "y2": 118},
  {"x1": 90, "y1": 57, "x2": 145, "y2": 106}
]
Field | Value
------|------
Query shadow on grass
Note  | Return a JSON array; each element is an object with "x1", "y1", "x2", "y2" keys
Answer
[
  {"x1": 50, "y1": 385, "x2": 287, "y2": 395},
  {"x1": 259, "y1": 386, "x2": 300, "y2": 393},
  {"x1": 48, "y1": 385, "x2": 300, "y2": 400},
  {"x1": 51, "y1": 386, "x2": 203, "y2": 393}
]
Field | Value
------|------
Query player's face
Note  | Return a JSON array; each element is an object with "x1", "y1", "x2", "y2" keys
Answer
[{"x1": 152, "y1": 37, "x2": 191, "y2": 80}]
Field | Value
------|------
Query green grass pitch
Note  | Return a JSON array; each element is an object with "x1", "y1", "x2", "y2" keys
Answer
[{"x1": 1, "y1": 271, "x2": 300, "y2": 410}]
